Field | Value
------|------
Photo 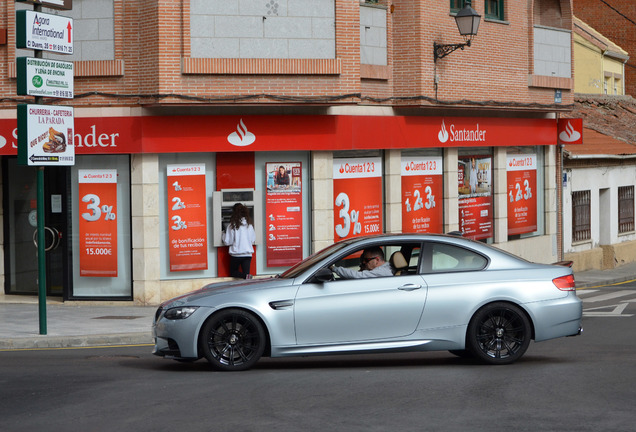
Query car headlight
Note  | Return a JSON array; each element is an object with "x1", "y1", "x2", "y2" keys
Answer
[{"x1": 164, "y1": 306, "x2": 199, "y2": 320}]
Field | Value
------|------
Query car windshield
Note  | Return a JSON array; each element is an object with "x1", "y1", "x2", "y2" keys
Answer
[{"x1": 279, "y1": 239, "x2": 355, "y2": 279}]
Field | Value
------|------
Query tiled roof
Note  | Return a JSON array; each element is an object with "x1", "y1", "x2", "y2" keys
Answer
[{"x1": 563, "y1": 95, "x2": 636, "y2": 158}]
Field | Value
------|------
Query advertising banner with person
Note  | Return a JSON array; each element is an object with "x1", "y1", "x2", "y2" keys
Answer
[
  {"x1": 507, "y1": 154, "x2": 537, "y2": 235},
  {"x1": 333, "y1": 157, "x2": 383, "y2": 241},
  {"x1": 167, "y1": 164, "x2": 208, "y2": 272},
  {"x1": 401, "y1": 156, "x2": 443, "y2": 233},
  {"x1": 78, "y1": 169, "x2": 118, "y2": 277},
  {"x1": 265, "y1": 162, "x2": 303, "y2": 267},
  {"x1": 458, "y1": 156, "x2": 493, "y2": 240}
]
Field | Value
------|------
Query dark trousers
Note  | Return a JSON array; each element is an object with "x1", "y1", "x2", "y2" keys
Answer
[{"x1": 229, "y1": 255, "x2": 252, "y2": 279}]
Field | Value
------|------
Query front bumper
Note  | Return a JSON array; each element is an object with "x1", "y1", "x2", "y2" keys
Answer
[{"x1": 152, "y1": 306, "x2": 206, "y2": 360}]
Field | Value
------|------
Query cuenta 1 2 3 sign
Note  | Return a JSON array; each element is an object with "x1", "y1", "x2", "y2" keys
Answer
[
  {"x1": 17, "y1": 57, "x2": 74, "y2": 99},
  {"x1": 17, "y1": 104, "x2": 75, "y2": 166},
  {"x1": 16, "y1": 10, "x2": 73, "y2": 54}
]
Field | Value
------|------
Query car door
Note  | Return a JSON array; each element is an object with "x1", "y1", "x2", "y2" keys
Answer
[
  {"x1": 294, "y1": 245, "x2": 428, "y2": 345},
  {"x1": 417, "y1": 241, "x2": 490, "y2": 331}
]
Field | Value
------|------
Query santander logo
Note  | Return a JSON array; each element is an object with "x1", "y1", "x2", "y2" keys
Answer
[
  {"x1": 559, "y1": 121, "x2": 581, "y2": 143},
  {"x1": 438, "y1": 120, "x2": 449, "y2": 143},
  {"x1": 227, "y1": 119, "x2": 256, "y2": 147},
  {"x1": 437, "y1": 119, "x2": 486, "y2": 143}
]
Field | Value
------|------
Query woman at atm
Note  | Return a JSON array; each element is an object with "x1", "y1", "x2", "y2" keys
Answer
[{"x1": 223, "y1": 203, "x2": 256, "y2": 279}]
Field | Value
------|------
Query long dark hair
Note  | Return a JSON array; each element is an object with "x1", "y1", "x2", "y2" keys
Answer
[{"x1": 228, "y1": 203, "x2": 252, "y2": 230}]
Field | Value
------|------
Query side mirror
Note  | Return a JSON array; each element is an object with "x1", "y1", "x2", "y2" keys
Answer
[{"x1": 312, "y1": 267, "x2": 334, "y2": 283}]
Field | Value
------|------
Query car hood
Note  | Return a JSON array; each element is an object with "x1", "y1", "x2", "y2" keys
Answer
[{"x1": 160, "y1": 277, "x2": 296, "y2": 309}]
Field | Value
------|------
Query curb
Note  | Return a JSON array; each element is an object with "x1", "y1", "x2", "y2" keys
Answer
[
  {"x1": 576, "y1": 274, "x2": 636, "y2": 290},
  {"x1": 0, "y1": 332, "x2": 153, "y2": 350}
]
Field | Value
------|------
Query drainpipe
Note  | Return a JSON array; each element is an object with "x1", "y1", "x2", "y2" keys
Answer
[{"x1": 556, "y1": 113, "x2": 564, "y2": 262}]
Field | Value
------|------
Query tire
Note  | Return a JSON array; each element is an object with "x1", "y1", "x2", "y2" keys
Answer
[
  {"x1": 466, "y1": 302, "x2": 531, "y2": 365},
  {"x1": 199, "y1": 309, "x2": 266, "y2": 371}
]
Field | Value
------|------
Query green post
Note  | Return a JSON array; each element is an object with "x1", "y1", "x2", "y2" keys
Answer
[{"x1": 37, "y1": 167, "x2": 47, "y2": 335}]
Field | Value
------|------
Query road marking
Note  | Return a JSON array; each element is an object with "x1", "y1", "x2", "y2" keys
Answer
[
  {"x1": 581, "y1": 290, "x2": 636, "y2": 303},
  {"x1": 576, "y1": 289, "x2": 599, "y2": 296},
  {"x1": 584, "y1": 302, "x2": 633, "y2": 317}
]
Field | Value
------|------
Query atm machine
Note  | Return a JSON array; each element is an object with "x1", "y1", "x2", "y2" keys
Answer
[{"x1": 212, "y1": 188, "x2": 263, "y2": 247}]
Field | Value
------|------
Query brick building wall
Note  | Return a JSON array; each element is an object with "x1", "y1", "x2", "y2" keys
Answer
[
  {"x1": 573, "y1": 0, "x2": 636, "y2": 97},
  {"x1": 0, "y1": 0, "x2": 574, "y2": 111}
]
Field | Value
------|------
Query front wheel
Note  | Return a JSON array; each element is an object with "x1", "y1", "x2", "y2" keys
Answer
[
  {"x1": 199, "y1": 309, "x2": 266, "y2": 371},
  {"x1": 466, "y1": 302, "x2": 531, "y2": 365}
]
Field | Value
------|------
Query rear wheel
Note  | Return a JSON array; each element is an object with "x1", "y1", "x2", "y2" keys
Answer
[
  {"x1": 466, "y1": 302, "x2": 531, "y2": 365},
  {"x1": 199, "y1": 309, "x2": 265, "y2": 371}
]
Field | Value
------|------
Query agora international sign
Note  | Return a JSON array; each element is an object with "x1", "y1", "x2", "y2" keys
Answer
[{"x1": 16, "y1": 10, "x2": 74, "y2": 55}]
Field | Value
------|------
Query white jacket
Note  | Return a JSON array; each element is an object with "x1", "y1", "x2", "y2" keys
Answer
[{"x1": 223, "y1": 218, "x2": 255, "y2": 257}]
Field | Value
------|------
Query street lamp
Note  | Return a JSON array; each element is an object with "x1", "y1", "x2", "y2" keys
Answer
[{"x1": 433, "y1": 5, "x2": 481, "y2": 62}]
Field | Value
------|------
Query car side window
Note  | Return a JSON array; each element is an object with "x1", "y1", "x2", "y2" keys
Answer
[
  {"x1": 328, "y1": 243, "x2": 422, "y2": 279},
  {"x1": 429, "y1": 243, "x2": 487, "y2": 273}
]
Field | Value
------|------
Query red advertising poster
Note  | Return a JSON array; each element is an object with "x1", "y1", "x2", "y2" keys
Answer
[
  {"x1": 507, "y1": 154, "x2": 538, "y2": 235},
  {"x1": 265, "y1": 162, "x2": 303, "y2": 267},
  {"x1": 333, "y1": 157, "x2": 383, "y2": 241},
  {"x1": 458, "y1": 156, "x2": 493, "y2": 240},
  {"x1": 167, "y1": 164, "x2": 208, "y2": 272},
  {"x1": 401, "y1": 156, "x2": 443, "y2": 233},
  {"x1": 78, "y1": 169, "x2": 118, "y2": 277}
]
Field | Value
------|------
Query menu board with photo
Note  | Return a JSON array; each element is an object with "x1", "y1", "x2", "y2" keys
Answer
[
  {"x1": 458, "y1": 156, "x2": 493, "y2": 240},
  {"x1": 265, "y1": 162, "x2": 303, "y2": 267}
]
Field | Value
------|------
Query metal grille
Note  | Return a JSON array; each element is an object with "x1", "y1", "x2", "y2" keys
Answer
[
  {"x1": 572, "y1": 190, "x2": 591, "y2": 242},
  {"x1": 618, "y1": 186, "x2": 634, "y2": 234}
]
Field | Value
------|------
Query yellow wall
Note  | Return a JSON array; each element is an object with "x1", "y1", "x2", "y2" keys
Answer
[
  {"x1": 574, "y1": 33, "x2": 603, "y2": 94},
  {"x1": 574, "y1": 32, "x2": 625, "y2": 95}
]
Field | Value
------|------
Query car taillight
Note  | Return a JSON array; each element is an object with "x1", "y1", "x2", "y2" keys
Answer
[{"x1": 553, "y1": 274, "x2": 576, "y2": 291}]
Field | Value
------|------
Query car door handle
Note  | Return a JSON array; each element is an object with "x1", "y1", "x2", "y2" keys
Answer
[{"x1": 398, "y1": 284, "x2": 421, "y2": 291}]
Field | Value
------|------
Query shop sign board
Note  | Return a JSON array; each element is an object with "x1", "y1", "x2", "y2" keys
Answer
[
  {"x1": 16, "y1": 10, "x2": 73, "y2": 54},
  {"x1": 78, "y1": 169, "x2": 118, "y2": 277},
  {"x1": 15, "y1": 0, "x2": 73, "y2": 10},
  {"x1": 17, "y1": 57, "x2": 74, "y2": 99},
  {"x1": 458, "y1": 155, "x2": 493, "y2": 240},
  {"x1": 0, "y1": 115, "x2": 574, "y2": 156},
  {"x1": 507, "y1": 154, "x2": 538, "y2": 236},
  {"x1": 557, "y1": 118, "x2": 583, "y2": 145},
  {"x1": 167, "y1": 164, "x2": 208, "y2": 272},
  {"x1": 401, "y1": 156, "x2": 443, "y2": 233},
  {"x1": 265, "y1": 162, "x2": 303, "y2": 267},
  {"x1": 333, "y1": 157, "x2": 383, "y2": 241},
  {"x1": 17, "y1": 104, "x2": 74, "y2": 166}
]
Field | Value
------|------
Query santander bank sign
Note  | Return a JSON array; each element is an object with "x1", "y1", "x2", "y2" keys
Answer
[{"x1": 437, "y1": 119, "x2": 487, "y2": 144}]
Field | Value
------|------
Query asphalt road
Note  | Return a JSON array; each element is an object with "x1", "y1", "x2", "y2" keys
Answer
[{"x1": 1, "y1": 284, "x2": 635, "y2": 432}]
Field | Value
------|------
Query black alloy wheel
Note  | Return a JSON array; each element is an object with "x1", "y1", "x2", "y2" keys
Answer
[
  {"x1": 200, "y1": 309, "x2": 266, "y2": 371},
  {"x1": 466, "y1": 302, "x2": 531, "y2": 365}
]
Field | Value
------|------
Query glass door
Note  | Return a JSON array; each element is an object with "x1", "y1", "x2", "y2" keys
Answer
[{"x1": 4, "y1": 158, "x2": 71, "y2": 298}]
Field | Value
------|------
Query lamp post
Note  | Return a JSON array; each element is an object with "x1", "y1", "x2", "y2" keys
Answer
[{"x1": 433, "y1": 5, "x2": 481, "y2": 62}]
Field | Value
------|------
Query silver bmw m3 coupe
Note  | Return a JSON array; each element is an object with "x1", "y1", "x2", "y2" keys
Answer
[{"x1": 153, "y1": 234, "x2": 582, "y2": 371}]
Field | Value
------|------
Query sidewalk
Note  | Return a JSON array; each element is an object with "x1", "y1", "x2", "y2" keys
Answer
[{"x1": 1, "y1": 262, "x2": 635, "y2": 350}]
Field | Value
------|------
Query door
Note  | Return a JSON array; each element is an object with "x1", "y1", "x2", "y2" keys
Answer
[
  {"x1": 4, "y1": 159, "x2": 71, "y2": 298},
  {"x1": 294, "y1": 274, "x2": 428, "y2": 345}
]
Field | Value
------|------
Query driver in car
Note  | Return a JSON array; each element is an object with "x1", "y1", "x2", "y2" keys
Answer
[{"x1": 330, "y1": 246, "x2": 393, "y2": 279}]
